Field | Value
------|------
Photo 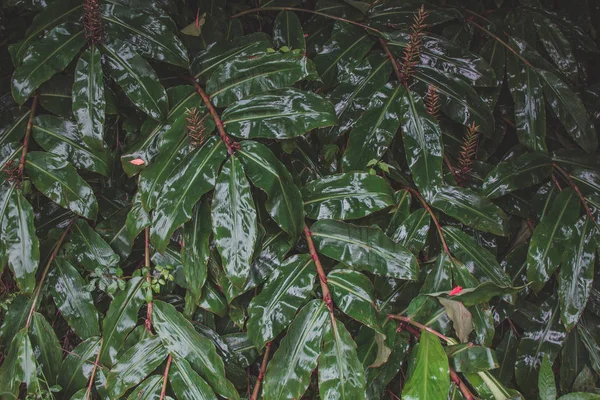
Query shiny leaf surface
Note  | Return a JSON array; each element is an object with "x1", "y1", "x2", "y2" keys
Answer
[{"x1": 402, "y1": 331, "x2": 450, "y2": 400}]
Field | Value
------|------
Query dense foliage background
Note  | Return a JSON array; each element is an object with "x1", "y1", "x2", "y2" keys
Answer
[{"x1": 1, "y1": 0, "x2": 600, "y2": 399}]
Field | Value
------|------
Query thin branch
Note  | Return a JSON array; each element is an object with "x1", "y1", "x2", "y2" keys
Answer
[
  {"x1": 145, "y1": 227, "x2": 153, "y2": 332},
  {"x1": 85, "y1": 338, "x2": 103, "y2": 400},
  {"x1": 303, "y1": 225, "x2": 334, "y2": 314},
  {"x1": 230, "y1": 7, "x2": 382, "y2": 35},
  {"x1": 159, "y1": 355, "x2": 173, "y2": 400},
  {"x1": 388, "y1": 314, "x2": 452, "y2": 344},
  {"x1": 250, "y1": 342, "x2": 272, "y2": 400},
  {"x1": 18, "y1": 93, "x2": 40, "y2": 175},
  {"x1": 403, "y1": 187, "x2": 450, "y2": 255},
  {"x1": 26, "y1": 217, "x2": 78, "y2": 329},
  {"x1": 552, "y1": 163, "x2": 594, "y2": 220},
  {"x1": 189, "y1": 79, "x2": 238, "y2": 155},
  {"x1": 380, "y1": 38, "x2": 403, "y2": 82},
  {"x1": 466, "y1": 19, "x2": 533, "y2": 68}
]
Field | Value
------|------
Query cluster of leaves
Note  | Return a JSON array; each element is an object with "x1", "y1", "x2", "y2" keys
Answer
[{"x1": 1, "y1": 0, "x2": 600, "y2": 399}]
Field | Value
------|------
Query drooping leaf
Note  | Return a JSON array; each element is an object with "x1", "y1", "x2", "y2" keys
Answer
[
  {"x1": 29, "y1": 312, "x2": 62, "y2": 386},
  {"x1": 482, "y1": 152, "x2": 552, "y2": 199},
  {"x1": 58, "y1": 336, "x2": 102, "y2": 398},
  {"x1": 273, "y1": 11, "x2": 305, "y2": 52},
  {"x1": 212, "y1": 155, "x2": 257, "y2": 288},
  {"x1": 181, "y1": 198, "x2": 211, "y2": 302},
  {"x1": 438, "y1": 298, "x2": 473, "y2": 343},
  {"x1": 263, "y1": 300, "x2": 329, "y2": 400},
  {"x1": 302, "y1": 172, "x2": 395, "y2": 220},
  {"x1": 389, "y1": 208, "x2": 431, "y2": 254},
  {"x1": 67, "y1": 218, "x2": 119, "y2": 270},
  {"x1": 311, "y1": 219, "x2": 419, "y2": 280},
  {"x1": 169, "y1": 357, "x2": 218, "y2": 400},
  {"x1": 237, "y1": 140, "x2": 304, "y2": 238},
  {"x1": 402, "y1": 331, "x2": 450, "y2": 400},
  {"x1": 247, "y1": 254, "x2": 316, "y2": 349},
  {"x1": 25, "y1": 151, "x2": 98, "y2": 219},
  {"x1": 125, "y1": 375, "x2": 163, "y2": 400},
  {"x1": 0, "y1": 328, "x2": 38, "y2": 397}
]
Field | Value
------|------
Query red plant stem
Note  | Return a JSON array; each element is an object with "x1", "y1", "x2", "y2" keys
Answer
[
  {"x1": 19, "y1": 93, "x2": 39, "y2": 175},
  {"x1": 159, "y1": 355, "x2": 173, "y2": 400},
  {"x1": 86, "y1": 339, "x2": 103, "y2": 400},
  {"x1": 189, "y1": 79, "x2": 237, "y2": 154},
  {"x1": 450, "y1": 368, "x2": 475, "y2": 400},
  {"x1": 379, "y1": 38, "x2": 403, "y2": 83},
  {"x1": 230, "y1": 7, "x2": 382, "y2": 35},
  {"x1": 444, "y1": 154, "x2": 462, "y2": 186},
  {"x1": 26, "y1": 217, "x2": 78, "y2": 329},
  {"x1": 552, "y1": 163, "x2": 594, "y2": 220},
  {"x1": 466, "y1": 19, "x2": 533, "y2": 68},
  {"x1": 303, "y1": 225, "x2": 334, "y2": 314},
  {"x1": 145, "y1": 227, "x2": 153, "y2": 332},
  {"x1": 250, "y1": 342, "x2": 272, "y2": 400},
  {"x1": 403, "y1": 187, "x2": 451, "y2": 255},
  {"x1": 388, "y1": 314, "x2": 452, "y2": 343}
]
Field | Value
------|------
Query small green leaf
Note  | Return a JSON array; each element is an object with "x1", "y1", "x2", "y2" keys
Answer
[
  {"x1": 539, "y1": 356, "x2": 557, "y2": 400},
  {"x1": 273, "y1": 11, "x2": 306, "y2": 52}
]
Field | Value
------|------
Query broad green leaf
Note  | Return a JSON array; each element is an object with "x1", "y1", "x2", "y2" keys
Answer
[
  {"x1": 99, "y1": 277, "x2": 145, "y2": 366},
  {"x1": 101, "y1": 37, "x2": 168, "y2": 120},
  {"x1": 191, "y1": 32, "x2": 272, "y2": 80},
  {"x1": 126, "y1": 193, "x2": 151, "y2": 240},
  {"x1": 1, "y1": 185, "x2": 39, "y2": 294},
  {"x1": 152, "y1": 300, "x2": 239, "y2": 400},
  {"x1": 198, "y1": 281, "x2": 228, "y2": 317},
  {"x1": 402, "y1": 331, "x2": 450, "y2": 400},
  {"x1": 482, "y1": 152, "x2": 552, "y2": 199},
  {"x1": 319, "y1": 319, "x2": 367, "y2": 400},
  {"x1": 32, "y1": 115, "x2": 110, "y2": 176},
  {"x1": 446, "y1": 344, "x2": 499, "y2": 373},
  {"x1": 122, "y1": 86, "x2": 204, "y2": 177},
  {"x1": 25, "y1": 151, "x2": 98, "y2": 219},
  {"x1": 328, "y1": 269, "x2": 381, "y2": 332},
  {"x1": 539, "y1": 356, "x2": 557, "y2": 400},
  {"x1": 431, "y1": 186, "x2": 510, "y2": 236},
  {"x1": 302, "y1": 172, "x2": 394, "y2": 220},
  {"x1": 106, "y1": 336, "x2": 168, "y2": 398},
  {"x1": 342, "y1": 83, "x2": 403, "y2": 171},
  {"x1": 49, "y1": 258, "x2": 100, "y2": 339},
  {"x1": 237, "y1": 140, "x2": 304, "y2": 238},
  {"x1": 151, "y1": 137, "x2": 226, "y2": 252},
  {"x1": 399, "y1": 88, "x2": 444, "y2": 199},
  {"x1": 247, "y1": 254, "x2": 316, "y2": 349},
  {"x1": 263, "y1": 300, "x2": 329, "y2": 400},
  {"x1": 559, "y1": 216, "x2": 597, "y2": 330},
  {"x1": 67, "y1": 219, "x2": 119, "y2": 270},
  {"x1": 11, "y1": 22, "x2": 85, "y2": 105},
  {"x1": 443, "y1": 227, "x2": 512, "y2": 287},
  {"x1": 310, "y1": 219, "x2": 418, "y2": 280},
  {"x1": 495, "y1": 329, "x2": 518, "y2": 385},
  {"x1": 389, "y1": 208, "x2": 431, "y2": 254},
  {"x1": 365, "y1": 329, "x2": 412, "y2": 398},
  {"x1": 29, "y1": 312, "x2": 62, "y2": 386},
  {"x1": 386, "y1": 189, "x2": 412, "y2": 236},
  {"x1": 0, "y1": 328, "x2": 38, "y2": 397},
  {"x1": 212, "y1": 156, "x2": 258, "y2": 288},
  {"x1": 527, "y1": 188, "x2": 580, "y2": 292},
  {"x1": 532, "y1": 12, "x2": 578, "y2": 82},
  {"x1": 538, "y1": 69, "x2": 598, "y2": 153},
  {"x1": 273, "y1": 11, "x2": 305, "y2": 51},
  {"x1": 507, "y1": 52, "x2": 547, "y2": 152},
  {"x1": 102, "y1": 3, "x2": 189, "y2": 68},
  {"x1": 221, "y1": 88, "x2": 336, "y2": 139},
  {"x1": 125, "y1": 375, "x2": 162, "y2": 400},
  {"x1": 58, "y1": 336, "x2": 101, "y2": 398},
  {"x1": 0, "y1": 109, "x2": 29, "y2": 146},
  {"x1": 38, "y1": 74, "x2": 75, "y2": 117},
  {"x1": 207, "y1": 52, "x2": 316, "y2": 107},
  {"x1": 181, "y1": 198, "x2": 211, "y2": 302},
  {"x1": 577, "y1": 321, "x2": 600, "y2": 375},
  {"x1": 0, "y1": 295, "x2": 31, "y2": 348},
  {"x1": 170, "y1": 357, "x2": 218, "y2": 400}
]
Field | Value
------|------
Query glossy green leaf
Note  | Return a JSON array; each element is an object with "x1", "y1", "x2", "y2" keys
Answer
[
  {"x1": 507, "y1": 52, "x2": 547, "y2": 152},
  {"x1": 170, "y1": 357, "x2": 218, "y2": 400},
  {"x1": 446, "y1": 344, "x2": 498, "y2": 373},
  {"x1": 273, "y1": 11, "x2": 305, "y2": 51},
  {"x1": 151, "y1": 136, "x2": 226, "y2": 252},
  {"x1": 247, "y1": 254, "x2": 316, "y2": 349},
  {"x1": 0, "y1": 295, "x2": 31, "y2": 349},
  {"x1": 328, "y1": 269, "x2": 381, "y2": 332},
  {"x1": 482, "y1": 152, "x2": 552, "y2": 199},
  {"x1": 402, "y1": 331, "x2": 450, "y2": 400},
  {"x1": 342, "y1": 83, "x2": 403, "y2": 171},
  {"x1": 0, "y1": 109, "x2": 29, "y2": 146},
  {"x1": 58, "y1": 336, "x2": 102, "y2": 398},
  {"x1": 386, "y1": 189, "x2": 412, "y2": 236},
  {"x1": 431, "y1": 186, "x2": 510, "y2": 236},
  {"x1": 29, "y1": 312, "x2": 62, "y2": 386},
  {"x1": 539, "y1": 356, "x2": 557, "y2": 400},
  {"x1": 302, "y1": 172, "x2": 394, "y2": 220},
  {"x1": 0, "y1": 328, "x2": 38, "y2": 397},
  {"x1": 319, "y1": 318, "x2": 367, "y2": 400},
  {"x1": 0, "y1": 185, "x2": 39, "y2": 294},
  {"x1": 263, "y1": 299, "x2": 329, "y2": 400},
  {"x1": 578, "y1": 321, "x2": 600, "y2": 375},
  {"x1": 390, "y1": 208, "x2": 431, "y2": 254},
  {"x1": 49, "y1": 257, "x2": 100, "y2": 339},
  {"x1": 198, "y1": 281, "x2": 228, "y2": 317},
  {"x1": 181, "y1": 198, "x2": 211, "y2": 302},
  {"x1": 527, "y1": 188, "x2": 580, "y2": 292},
  {"x1": 72, "y1": 45, "x2": 105, "y2": 152},
  {"x1": 101, "y1": 37, "x2": 168, "y2": 120},
  {"x1": 559, "y1": 216, "x2": 598, "y2": 330},
  {"x1": 538, "y1": 69, "x2": 598, "y2": 153},
  {"x1": 102, "y1": 3, "x2": 189, "y2": 68},
  {"x1": 221, "y1": 88, "x2": 336, "y2": 139},
  {"x1": 32, "y1": 115, "x2": 110, "y2": 176},
  {"x1": 11, "y1": 22, "x2": 85, "y2": 105},
  {"x1": 99, "y1": 277, "x2": 145, "y2": 366},
  {"x1": 399, "y1": 88, "x2": 444, "y2": 199},
  {"x1": 207, "y1": 52, "x2": 316, "y2": 107},
  {"x1": 212, "y1": 155, "x2": 258, "y2": 288},
  {"x1": 152, "y1": 300, "x2": 239, "y2": 400},
  {"x1": 237, "y1": 140, "x2": 304, "y2": 238},
  {"x1": 310, "y1": 219, "x2": 418, "y2": 280},
  {"x1": 495, "y1": 329, "x2": 518, "y2": 385},
  {"x1": 67, "y1": 218, "x2": 119, "y2": 270},
  {"x1": 125, "y1": 375, "x2": 162, "y2": 400},
  {"x1": 106, "y1": 335, "x2": 168, "y2": 398}
]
